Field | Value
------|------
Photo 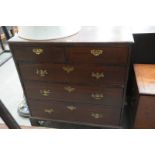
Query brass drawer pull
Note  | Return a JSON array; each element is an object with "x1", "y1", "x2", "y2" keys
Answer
[
  {"x1": 64, "y1": 86, "x2": 75, "y2": 93},
  {"x1": 92, "y1": 72, "x2": 104, "y2": 79},
  {"x1": 44, "y1": 108, "x2": 54, "y2": 114},
  {"x1": 36, "y1": 69, "x2": 48, "y2": 77},
  {"x1": 33, "y1": 48, "x2": 44, "y2": 55},
  {"x1": 91, "y1": 113, "x2": 103, "y2": 119},
  {"x1": 67, "y1": 105, "x2": 77, "y2": 111},
  {"x1": 40, "y1": 90, "x2": 51, "y2": 96},
  {"x1": 62, "y1": 66, "x2": 74, "y2": 73},
  {"x1": 90, "y1": 49, "x2": 103, "y2": 56},
  {"x1": 92, "y1": 93, "x2": 104, "y2": 100}
]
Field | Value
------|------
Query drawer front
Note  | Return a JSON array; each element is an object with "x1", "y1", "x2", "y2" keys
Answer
[
  {"x1": 66, "y1": 46, "x2": 129, "y2": 65},
  {"x1": 11, "y1": 46, "x2": 65, "y2": 63},
  {"x1": 29, "y1": 99, "x2": 121, "y2": 126},
  {"x1": 19, "y1": 64, "x2": 126, "y2": 86},
  {"x1": 24, "y1": 81, "x2": 123, "y2": 106}
]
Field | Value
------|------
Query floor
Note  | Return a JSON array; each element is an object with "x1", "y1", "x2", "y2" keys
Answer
[
  {"x1": 0, "y1": 57, "x2": 31, "y2": 126},
  {"x1": 0, "y1": 52, "x2": 12, "y2": 67}
]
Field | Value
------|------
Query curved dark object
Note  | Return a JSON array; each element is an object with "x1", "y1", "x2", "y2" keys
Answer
[{"x1": 0, "y1": 100, "x2": 21, "y2": 129}]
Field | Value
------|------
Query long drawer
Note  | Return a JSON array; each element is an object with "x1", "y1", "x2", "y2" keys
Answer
[
  {"x1": 11, "y1": 45, "x2": 65, "y2": 63},
  {"x1": 66, "y1": 46, "x2": 129, "y2": 65},
  {"x1": 11, "y1": 45, "x2": 129, "y2": 65},
  {"x1": 24, "y1": 81, "x2": 123, "y2": 106},
  {"x1": 19, "y1": 63, "x2": 126, "y2": 86},
  {"x1": 28, "y1": 99, "x2": 121, "y2": 126}
]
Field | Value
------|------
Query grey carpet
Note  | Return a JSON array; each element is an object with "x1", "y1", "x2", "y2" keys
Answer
[{"x1": 0, "y1": 52, "x2": 12, "y2": 67}]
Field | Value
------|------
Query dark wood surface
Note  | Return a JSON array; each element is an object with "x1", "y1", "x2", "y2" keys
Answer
[
  {"x1": 133, "y1": 64, "x2": 155, "y2": 128},
  {"x1": 12, "y1": 45, "x2": 129, "y2": 65},
  {"x1": 29, "y1": 99, "x2": 121, "y2": 126},
  {"x1": 11, "y1": 45, "x2": 65, "y2": 63},
  {"x1": 24, "y1": 81, "x2": 123, "y2": 106},
  {"x1": 9, "y1": 27, "x2": 133, "y2": 128},
  {"x1": 134, "y1": 96, "x2": 155, "y2": 129},
  {"x1": 19, "y1": 64, "x2": 126, "y2": 86},
  {"x1": 30, "y1": 117, "x2": 123, "y2": 129},
  {"x1": 66, "y1": 46, "x2": 129, "y2": 65}
]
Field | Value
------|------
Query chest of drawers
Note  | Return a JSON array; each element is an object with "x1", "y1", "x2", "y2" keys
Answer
[{"x1": 9, "y1": 27, "x2": 133, "y2": 128}]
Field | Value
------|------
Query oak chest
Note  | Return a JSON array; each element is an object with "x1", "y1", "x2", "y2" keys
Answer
[{"x1": 9, "y1": 27, "x2": 133, "y2": 128}]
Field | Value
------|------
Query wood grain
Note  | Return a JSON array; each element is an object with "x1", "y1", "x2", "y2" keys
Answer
[
  {"x1": 11, "y1": 46, "x2": 65, "y2": 63},
  {"x1": 67, "y1": 46, "x2": 129, "y2": 65},
  {"x1": 24, "y1": 81, "x2": 123, "y2": 106},
  {"x1": 29, "y1": 99, "x2": 121, "y2": 126},
  {"x1": 132, "y1": 64, "x2": 155, "y2": 128},
  {"x1": 19, "y1": 63, "x2": 126, "y2": 86},
  {"x1": 134, "y1": 96, "x2": 155, "y2": 128},
  {"x1": 134, "y1": 64, "x2": 155, "y2": 95}
]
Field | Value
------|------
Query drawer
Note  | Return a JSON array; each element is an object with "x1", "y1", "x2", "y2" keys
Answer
[
  {"x1": 24, "y1": 81, "x2": 123, "y2": 106},
  {"x1": 19, "y1": 63, "x2": 126, "y2": 86},
  {"x1": 66, "y1": 46, "x2": 129, "y2": 65},
  {"x1": 28, "y1": 99, "x2": 121, "y2": 126},
  {"x1": 11, "y1": 46, "x2": 65, "y2": 63}
]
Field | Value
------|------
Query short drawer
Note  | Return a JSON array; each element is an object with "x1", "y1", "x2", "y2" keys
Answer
[
  {"x1": 28, "y1": 99, "x2": 121, "y2": 126},
  {"x1": 19, "y1": 63, "x2": 126, "y2": 86},
  {"x1": 66, "y1": 46, "x2": 129, "y2": 65},
  {"x1": 24, "y1": 81, "x2": 123, "y2": 106},
  {"x1": 11, "y1": 45, "x2": 65, "y2": 63}
]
